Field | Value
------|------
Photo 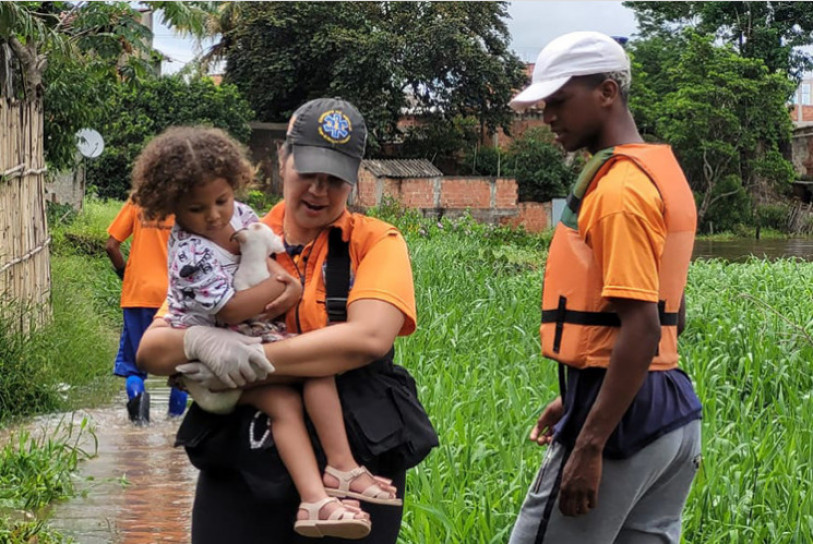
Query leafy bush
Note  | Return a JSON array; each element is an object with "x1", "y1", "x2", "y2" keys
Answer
[
  {"x1": 463, "y1": 145, "x2": 503, "y2": 176},
  {"x1": 86, "y1": 75, "x2": 254, "y2": 200},
  {"x1": 756, "y1": 203, "x2": 790, "y2": 231},
  {"x1": 241, "y1": 189, "x2": 281, "y2": 217},
  {"x1": 507, "y1": 127, "x2": 578, "y2": 202},
  {"x1": 697, "y1": 175, "x2": 753, "y2": 234}
]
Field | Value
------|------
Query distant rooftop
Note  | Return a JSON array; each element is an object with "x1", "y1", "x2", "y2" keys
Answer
[{"x1": 362, "y1": 159, "x2": 442, "y2": 179}]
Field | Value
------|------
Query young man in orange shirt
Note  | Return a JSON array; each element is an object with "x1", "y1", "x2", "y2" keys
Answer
[
  {"x1": 107, "y1": 199, "x2": 187, "y2": 424},
  {"x1": 507, "y1": 32, "x2": 702, "y2": 543}
]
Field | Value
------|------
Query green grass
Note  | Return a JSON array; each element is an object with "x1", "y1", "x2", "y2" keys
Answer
[
  {"x1": 1, "y1": 198, "x2": 122, "y2": 425},
  {"x1": 0, "y1": 417, "x2": 95, "y2": 543},
  {"x1": 386, "y1": 211, "x2": 813, "y2": 543}
]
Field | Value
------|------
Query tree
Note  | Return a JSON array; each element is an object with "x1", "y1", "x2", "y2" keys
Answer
[
  {"x1": 1, "y1": 1, "x2": 215, "y2": 170},
  {"x1": 631, "y1": 32, "x2": 795, "y2": 229},
  {"x1": 625, "y1": 1, "x2": 813, "y2": 84},
  {"x1": 86, "y1": 75, "x2": 254, "y2": 200},
  {"x1": 217, "y1": 2, "x2": 525, "y2": 157},
  {"x1": 463, "y1": 127, "x2": 579, "y2": 202}
]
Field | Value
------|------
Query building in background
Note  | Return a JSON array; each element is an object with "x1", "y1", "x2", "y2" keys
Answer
[{"x1": 791, "y1": 77, "x2": 813, "y2": 125}]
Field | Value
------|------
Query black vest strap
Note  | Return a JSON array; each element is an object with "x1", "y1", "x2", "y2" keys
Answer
[
  {"x1": 325, "y1": 227, "x2": 351, "y2": 323},
  {"x1": 542, "y1": 304, "x2": 678, "y2": 326}
]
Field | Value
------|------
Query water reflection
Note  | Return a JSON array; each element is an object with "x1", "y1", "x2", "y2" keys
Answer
[
  {"x1": 692, "y1": 238, "x2": 813, "y2": 262},
  {"x1": 44, "y1": 379, "x2": 197, "y2": 543}
]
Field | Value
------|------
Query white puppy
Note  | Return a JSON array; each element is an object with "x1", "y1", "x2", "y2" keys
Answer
[{"x1": 182, "y1": 222, "x2": 285, "y2": 414}]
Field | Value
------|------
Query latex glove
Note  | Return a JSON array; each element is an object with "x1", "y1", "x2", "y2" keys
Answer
[
  {"x1": 174, "y1": 362, "x2": 231, "y2": 391},
  {"x1": 182, "y1": 326, "x2": 275, "y2": 388}
]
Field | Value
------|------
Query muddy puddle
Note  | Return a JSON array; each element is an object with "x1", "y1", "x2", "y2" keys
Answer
[{"x1": 6, "y1": 379, "x2": 198, "y2": 543}]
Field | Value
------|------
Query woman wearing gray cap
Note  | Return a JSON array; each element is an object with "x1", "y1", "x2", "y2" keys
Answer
[{"x1": 136, "y1": 97, "x2": 438, "y2": 543}]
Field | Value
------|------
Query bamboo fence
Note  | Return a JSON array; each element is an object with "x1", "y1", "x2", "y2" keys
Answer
[{"x1": 0, "y1": 97, "x2": 51, "y2": 334}]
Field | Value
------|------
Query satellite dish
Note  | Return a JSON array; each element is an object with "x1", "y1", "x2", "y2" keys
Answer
[{"x1": 75, "y1": 128, "x2": 105, "y2": 159}]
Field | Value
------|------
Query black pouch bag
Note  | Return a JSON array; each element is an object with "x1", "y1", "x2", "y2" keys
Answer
[{"x1": 175, "y1": 353, "x2": 437, "y2": 502}]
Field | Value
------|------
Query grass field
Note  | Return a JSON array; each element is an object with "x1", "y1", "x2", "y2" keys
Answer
[
  {"x1": 1, "y1": 199, "x2": 812, "y2": 542},
  {"x1": 388, "y1": 212, "x2": 813, "y2": 543}
]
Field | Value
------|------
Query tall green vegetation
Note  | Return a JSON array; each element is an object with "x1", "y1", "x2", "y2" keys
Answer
[
  {"x1": 0, "y1": 199, "x2": 121, "y2": 425},
  {"x1": 85, "y1": 75, "x2": 254, "y2": 200},
  {"x1": 626, "y1": 1, "x2": 813, "y2": 82},
  {"x1": 364, "y1": 204, "x2": 813, "y2": 542},
  {"x1": 0, "y1": 420, "x2": 96, "y2": 543}
]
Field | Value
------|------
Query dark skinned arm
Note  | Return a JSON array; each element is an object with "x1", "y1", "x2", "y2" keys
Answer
[
  {"x1": 105, "y1": 236, "x2": 126, "y2": 279},
  {"x1": 557, "y1": 298, "x2": 661, "y2": 517}
]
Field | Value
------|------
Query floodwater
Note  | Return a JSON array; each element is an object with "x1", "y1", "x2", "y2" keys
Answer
[
  {"x1": 21, "y1": 379, "x2": 198, "y2": 543},
  {"x1": 692, "y1": 237, "x2": 813, "y2": 262}
]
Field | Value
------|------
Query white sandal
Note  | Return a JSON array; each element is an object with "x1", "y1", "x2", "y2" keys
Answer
[
  {"x1": 294, "y1": 497, "x2": 371, "y2": 539},
  {"x1": 324, "y1": 465, "x2": 403, "y2": 506}
]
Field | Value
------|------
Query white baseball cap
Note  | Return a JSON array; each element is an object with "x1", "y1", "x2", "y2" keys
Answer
[{"x1": 509, "y1": 31, "x2": 630, "y2": 111}]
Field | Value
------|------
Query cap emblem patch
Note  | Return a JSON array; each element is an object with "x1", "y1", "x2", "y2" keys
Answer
[{"x1": 318, "y1": 110, "x2": 352, "y2": 144}]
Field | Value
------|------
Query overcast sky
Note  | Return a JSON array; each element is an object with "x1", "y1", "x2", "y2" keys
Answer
[{"x1": 153, "y1": 1, "x2": 640, "y2": 74}]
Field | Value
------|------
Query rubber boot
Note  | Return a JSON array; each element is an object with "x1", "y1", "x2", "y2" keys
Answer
[
  {"x1": 125, "y1": 375, "x2": 150, "y2": 425},
  {"x1": 168, "y1": 387, "x2": 188, "y2": 418}
]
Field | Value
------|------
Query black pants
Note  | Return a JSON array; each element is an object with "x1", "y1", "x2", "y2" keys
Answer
[{"x1": 192, "y1": 468, "x2": 407, "y2": 544}]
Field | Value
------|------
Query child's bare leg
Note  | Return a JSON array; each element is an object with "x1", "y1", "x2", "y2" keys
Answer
[
  {"x1": 240, "y1": 386, "x2": 371, "y2": 522},
  {"x1": 303, "y1": 377, "x2": 398, "y2": 501}
]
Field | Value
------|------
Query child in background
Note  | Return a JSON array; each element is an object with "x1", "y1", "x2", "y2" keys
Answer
[
  {"x1": 106, "y1": 199, "x2": 188, "y2": 424},
  {"x1": 131, "y1": 126, "x2": 399, "y2": 539}
]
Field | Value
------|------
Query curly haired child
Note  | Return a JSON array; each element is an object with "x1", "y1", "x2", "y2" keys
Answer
[{"x1": 131, "y1": 126, "x2": 400, "y2": 539}]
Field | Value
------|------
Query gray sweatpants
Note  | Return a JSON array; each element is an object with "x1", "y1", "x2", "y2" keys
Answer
[{"x1": 508, "y1": 420, "x2": 701, "y2": 544}]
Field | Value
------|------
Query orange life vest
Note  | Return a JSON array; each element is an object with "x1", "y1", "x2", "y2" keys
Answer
[{"x1": 540, "y1": 144, "x2": 696, "y2": 370}]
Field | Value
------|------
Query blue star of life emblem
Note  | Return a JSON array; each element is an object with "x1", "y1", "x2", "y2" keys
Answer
[{"x1": 318, "y1": 110, "x2": 352, "y2": 144}]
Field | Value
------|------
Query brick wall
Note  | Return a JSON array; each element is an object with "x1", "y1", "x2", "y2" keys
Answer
[
  {"x1": 791, "y1": 105, "x2": 813, "y2": 124},
  {"x1": 440, "y1": 178, "x2": 492, "y2": 208},
  {"x1": 355, "y1": 167, "x2": 550, "y2": 233},
  {"x1": 501, "y1": 202, "x2": 549, "y2": 233}
]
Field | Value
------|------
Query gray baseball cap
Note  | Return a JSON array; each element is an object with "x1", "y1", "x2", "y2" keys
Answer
[{"x1": 286, "y1": 98, "x2": 367, "y2": 185}]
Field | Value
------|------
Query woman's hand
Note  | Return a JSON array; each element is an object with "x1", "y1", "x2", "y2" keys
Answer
[{"x1": 181, "y1": 326, "x2": 275, "y2": 387}]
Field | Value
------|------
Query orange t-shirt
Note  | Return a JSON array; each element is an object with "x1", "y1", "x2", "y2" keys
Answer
[
  {"x1": 107, "y1": 200, "x2": 174, "y2": 308},
  {"x1": 578, "y1": 159, "x2": 667, "y2": 303},
  {"x1": 154, "y1": 203, "x2": 417, "y2": 336},
  {"x1": 262, "y1": 202, "x2": 417, "y2": 336}
]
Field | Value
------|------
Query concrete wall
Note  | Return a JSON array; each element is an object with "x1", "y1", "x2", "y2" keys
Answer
[
  {"x1": 44, "y1": 167, "x2": 85, "y2": 211},
  {"x1": 792, "y1": 125, "x2": 813, "y2": 179}
]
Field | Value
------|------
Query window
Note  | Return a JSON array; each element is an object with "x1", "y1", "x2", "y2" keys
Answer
[{"x1": 802, "y1": 83, "x2": 811, "y2": 106}]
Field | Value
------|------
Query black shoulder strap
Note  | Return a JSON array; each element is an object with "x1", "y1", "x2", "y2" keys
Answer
[{"x1": 325, "y1": 227, "x2": 351, "y2": 323}]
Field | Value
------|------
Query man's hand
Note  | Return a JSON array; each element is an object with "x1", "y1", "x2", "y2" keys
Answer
[
  {"x1": 558, "y1": 445, "x2": 602, "y2": 517},
  {"x1": 182, "y1": 326, "x2": 275, "y2": 388},
  {"x1": 529, "y1": 396, "x2": 564, "y2": 446}
]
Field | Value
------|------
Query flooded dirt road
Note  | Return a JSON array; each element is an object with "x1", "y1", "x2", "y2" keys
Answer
[{"x1": 43, "y1": 380, "x2": 197, "y2": 543}]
